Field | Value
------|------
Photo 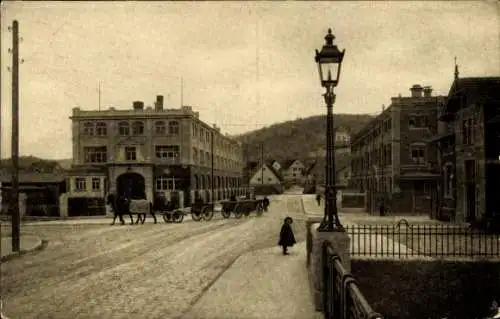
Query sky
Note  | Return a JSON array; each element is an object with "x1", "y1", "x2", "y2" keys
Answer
[{"x1": 0, "y1": 1, "x2": 499, "y2": 160}]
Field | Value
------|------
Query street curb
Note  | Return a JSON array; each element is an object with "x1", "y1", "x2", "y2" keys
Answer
[{"x1": 1, "y1": 238, "x2": 47, "y2": 262}]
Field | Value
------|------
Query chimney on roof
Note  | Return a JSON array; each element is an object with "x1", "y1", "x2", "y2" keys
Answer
[
  {"x1": 423, "y1": 86, "x2": 433, "y2": 97},
  {"x1": 155, "y1": 95, "x2": 164, "y2": 111},
  {"x1": 410, "y1": 84, "x2": 423, "y2": 98},
  {"x1": 133, "y1": 101, "x2": 144, "y2": 110}
]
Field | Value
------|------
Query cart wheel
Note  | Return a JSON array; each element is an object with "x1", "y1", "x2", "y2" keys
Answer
[
  {"x1": 191, "y1": 210, "x2": 203, "y2": 221},
  {"x1": 203, "y1": 206, "x2": 214, "y2": 221},
  {"x1": 256, "y1": 204, "x2": 263, "y2": 216},
  {"x1": 172, "y1": 210, "x2": 184, "y2": 223},
  {"x1": 233, "y1": 204, "x2": 243, "y2": 219},
  {"x1": 163, "y1": 213, "x2": 172, "y2": 223},
  {"x1": 221, "y1": 207, "x2": 231, "y2": 219}
]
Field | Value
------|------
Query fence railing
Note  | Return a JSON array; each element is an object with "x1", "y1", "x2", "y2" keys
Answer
[
  {"x1": 322, "y1": 241, "x2": 383, "y2": 319},
  {"x1": 345, "y1": 220, "x2": 500, "y2": 258}
]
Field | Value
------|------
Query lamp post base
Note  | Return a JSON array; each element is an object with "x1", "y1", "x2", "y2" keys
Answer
[{"x1": 316, "y1": 217, "x2": 345, "y2": 232}]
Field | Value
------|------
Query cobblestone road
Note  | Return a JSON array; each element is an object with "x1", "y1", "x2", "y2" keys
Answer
[{"x1": 1, "y1": 195, "x2": 306, "y2": 319}]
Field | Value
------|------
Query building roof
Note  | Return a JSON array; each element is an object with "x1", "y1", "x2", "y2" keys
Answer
[
  {"x1": 0, "y1": 171, "x2": 65, "y2": 184},
  {"x1": 441, "y1": 77, "x2": 500, "y2": 119},
  {"x1": 265, "y1": 162, "x2": 284, "y2": 181},
  {"x1": 247, "y1": 160, "x2": 284, "y2": 182},
  {"x1": 282, "y1": 159, "x2": 299, "y2": 170},
  {"x1": 306, "y1": 153, "x2": 350, "y2": 180}
]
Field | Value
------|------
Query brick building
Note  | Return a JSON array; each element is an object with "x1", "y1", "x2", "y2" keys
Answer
[
  {"x1": 430, "y1": 75, "x2": 500, "y2": 224},
  {"x1": 65, "y1": 95, "x2": 245, "y2": 215},
  {"x1": 350, "y1": 85, "x2": 446, "y2": 214}
]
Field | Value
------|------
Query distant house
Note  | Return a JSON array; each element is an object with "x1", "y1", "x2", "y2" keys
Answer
[
  {"x1": 281, "y1": 159, "x2": 306, "y2": 184},
  {"x1": 249, "y1": 161, "x2": 283, "y2": 186},
  {"x1": 305, "y1": 153, "x2": 351, "y2": 187}
]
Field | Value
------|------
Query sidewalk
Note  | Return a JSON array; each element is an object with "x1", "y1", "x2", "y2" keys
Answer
[
  {"x1": 302, "y1": 195, "x2": 431, "y2": 260},
  {"x1": 182, "y1": 241, "x2": 322, "y2": 319},
  {"x1": 1, "y1": 235, "x2": 43, "y2": 261}
]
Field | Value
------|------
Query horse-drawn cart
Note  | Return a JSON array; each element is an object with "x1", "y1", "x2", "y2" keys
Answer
[
  {"x1": 190, "y1": 200, "x2": 215, "y2": 221},
  {"x1": 152, "y1": 200, "x2": 188, "y2": 223},
  {"x1": 220, "y1": 198, "x2": 264, "y2": 218}
]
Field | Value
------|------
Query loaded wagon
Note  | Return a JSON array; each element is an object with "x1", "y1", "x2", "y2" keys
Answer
[
  {"x1": 220, "y1": 198, "x2": 264, "y2": 219},
  {"x1": 190, "y1": 199, "x2": 215, "y2": 221},
  {"x1": 152, "y1": 194, "x2": 188, "y2": 223}
]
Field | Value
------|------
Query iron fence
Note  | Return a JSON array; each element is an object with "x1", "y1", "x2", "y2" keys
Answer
[
  {"x1": 346, "y1": 220, "x2": 500, "y2": 258},
  {"x1": 322, "y1": 241, "x2": 383, "y2": 319}
]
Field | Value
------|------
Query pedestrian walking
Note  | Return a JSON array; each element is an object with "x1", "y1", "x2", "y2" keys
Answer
[
  {"x1": 263, "y1": 196, "x2": 270, "y2": 212},
  {"x1": 316, "y1": 193, "x2": 321, "y2": 206},
  {"x1": 278, "y1": 216, "x2": 296, "y2": 255},
  {"x1": 378, "y1": 200, "x2": 386, "y2": 217}
]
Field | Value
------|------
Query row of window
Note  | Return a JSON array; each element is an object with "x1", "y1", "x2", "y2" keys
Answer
[
  {"x1": 191, "y1": 122, "x2": 240, "y2": 155},
  {"x1": 194, "y1": 175, "x2": 241, "y2": 189},
  {"x1": 83, "y1": 146, "x2": 239, "y2": 168},
  {"x1": 351, "y1": 145, "x2": 393, "y2": 172},
  {"x1": 352, "y1": 118, "x2": 393, "y2": 151},
  {"x1": 74, "y1": 176, "x2": 241, "y2": 193},
  {"x1": 83, "y1": 145, "x2": 180, "y2": 163},
  {"x1": 351, "y1": 144, "x2": 426, "y2": 173},
  {"x1": 74, "y1": 178, "x2": 101, "y2": 192},
  {"x1": 82, "y1": 121, "x2": 180, "y2": 137},
  {"x1": 353, "y1": 114, "x2": 431, "y2": 152},
  {"x1": 192, "y1": 148, "x2": 239, "y2": 169}
]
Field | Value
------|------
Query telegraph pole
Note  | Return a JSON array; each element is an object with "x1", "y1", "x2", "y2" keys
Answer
[
  {"x1": 211, "y1": 130, "x2": 214, "y2": 202},
  {"x1": 260, "y1": 142, "x2": 264, "y2": 184},
  {"x1": 98, "y1": 81, "x2": 101, "y2": 111},
  {"x1": 11, "y1": 20, "x2": 20, "y2": 252}
]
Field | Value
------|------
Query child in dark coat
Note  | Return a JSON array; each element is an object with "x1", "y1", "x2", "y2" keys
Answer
[{"x1": 278, "y1": 216, "x2": 296, "y2": 255}]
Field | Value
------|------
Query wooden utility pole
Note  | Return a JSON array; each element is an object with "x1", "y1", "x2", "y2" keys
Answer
[
  {"x1": 98, "y1": 81, "x2": 101, "y2": 111},
  {"x1": 261, "y1": 142, "x2": 264, "y2": 184},
  {"x1": 211, "y1": 130, "x2": 214, "y2": 202},
  {"x1": 11, "y1": 20, "x2": 20, "y2": 252}
]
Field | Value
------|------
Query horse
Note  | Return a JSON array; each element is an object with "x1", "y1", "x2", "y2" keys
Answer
[
  {"x1": 107, "y1": 193, "x2": 134, "y2": 225},
  {"x1": 129, "y1": 198, "x2": 157, "y2": 224}
]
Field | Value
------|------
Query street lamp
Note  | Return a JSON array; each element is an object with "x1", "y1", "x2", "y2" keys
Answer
[{"x1": 315, "y1": 28, "x2": 345, "y2": 232}]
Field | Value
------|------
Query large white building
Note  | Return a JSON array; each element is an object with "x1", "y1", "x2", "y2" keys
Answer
[{"x1": 64, "y1": 95, "x2": 245, "y2": 216}]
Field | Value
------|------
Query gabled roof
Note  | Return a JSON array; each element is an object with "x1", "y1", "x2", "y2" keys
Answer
[
  {"x1": 249, "y1": 162, "x2": 284, "y2": 182},
  {"x1": 282, "y1": 159, "x2": 303, "y2": 170},
  {"x1": 441, "y1": 77, "x2": 500, "y2": 119},
  {"x1": 264, "y1": 161, "x2": 283, "y2": 181}
]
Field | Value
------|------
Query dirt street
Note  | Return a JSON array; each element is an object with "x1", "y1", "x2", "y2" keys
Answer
[{"x1": 1, "y1": 195, "x2": 306, "y2": 319}]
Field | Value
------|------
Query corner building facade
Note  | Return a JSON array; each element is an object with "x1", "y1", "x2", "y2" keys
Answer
[
  {"x1": 65, "y1": 96, "x2": 244, "y2": 216},
  {"x1": 350, "y1": 85, "x2": 446, "y2": 214}
]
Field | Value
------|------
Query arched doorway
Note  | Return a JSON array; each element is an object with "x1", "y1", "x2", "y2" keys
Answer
[{"x1": 116, "y1": 172, "x2": 146, "y2": 200}]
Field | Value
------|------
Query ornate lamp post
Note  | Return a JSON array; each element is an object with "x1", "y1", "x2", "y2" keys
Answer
[{"x1": 315, "y1": 28, "x2": 345, "y2": 232}]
